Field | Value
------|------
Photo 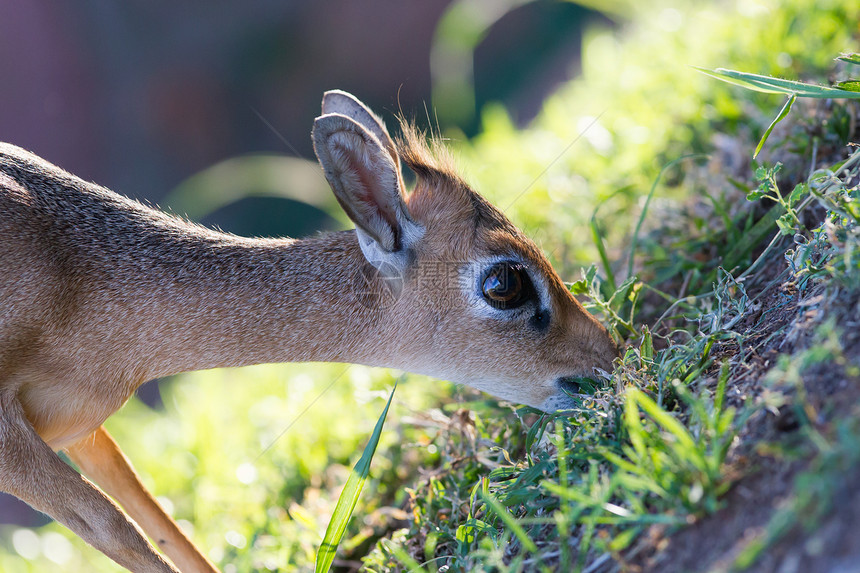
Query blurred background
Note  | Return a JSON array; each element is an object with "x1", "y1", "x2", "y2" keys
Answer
[
  {"x1": 1, "y1": 0, "x2": 857, "y2": 570},
  {"x1": 1, "y1": 0, "x2": 601, "y2": 236}
]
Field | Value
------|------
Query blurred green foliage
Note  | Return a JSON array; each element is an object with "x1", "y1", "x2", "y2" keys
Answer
[
  {"x1": 0, "y1": 366, "x2": 460, "y2": 572},
  {"x1": 454, "y1": 0, "x2": 858, "y2": 279}
]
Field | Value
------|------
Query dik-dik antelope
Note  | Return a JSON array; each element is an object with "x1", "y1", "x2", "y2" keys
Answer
[{"x1": 0, "y1": 91, "x2": 618, "y2": 572}]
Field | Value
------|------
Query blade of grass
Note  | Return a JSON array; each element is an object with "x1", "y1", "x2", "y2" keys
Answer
[
  {"x1": 315, "y1": 382, "x2": 398, "y2": 573},
  {"x1": 695, "y1": 67, "x2": 860, "y2": 98},
  {"x1": 542, "y1": 479, "x2": 616, "y2": 504},
  {"x1": 693, "y1": 67, "x2": 793, "y2": 94},
  {"x1": 837, "y1": 53, "x2": 860, "y2": 66},
  {"x1": 383, "y1": 539, "x2": 430, "y2": 573},
  {"x1": 722, "y1": 203, "x2": 785, "y2": 271},
  {"x1": 588, "y1": 185, "x2": 633, "y2": 292},
  {"x1": 627, "y1": 154, "x2": 709, "y2": 279},
  {"x1": 624, "y1": 390, "x2": 647, "y2": 461},
  {"x1": 630, "y1": 388, "x2": 705, "y2": 471},
  {"x1": 835, "y1": 80, "x2": 860, "y2": 92},
  {"x1": 480, "y1": 492, "x2": 538, "y2": 553},
  {"x1": 754, "y1": 94, "x2": 796, "y2": 158},
  {"x1": 590, "y1": 213, "x2": 616, "y2": 291}
]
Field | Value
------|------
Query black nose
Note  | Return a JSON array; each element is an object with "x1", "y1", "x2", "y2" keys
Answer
[{"x1": 557, "y1": 376, "x2": 597, "y2": 396}]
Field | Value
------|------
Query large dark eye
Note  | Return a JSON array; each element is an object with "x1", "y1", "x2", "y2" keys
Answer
[{"x1": 481, "y1": 262, "x2": 535, "y2": 309}]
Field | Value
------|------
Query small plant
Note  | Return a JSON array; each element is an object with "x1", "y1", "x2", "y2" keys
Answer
[
  {"x1": 747, "y1": 163, "x2": 808, "y2": 235},
  {"x1": 776, "y1": 147, "x2": 860, "y2": 293},
  {"x1": 570, "y1": 264, "x2": 642, "y2": 342}
]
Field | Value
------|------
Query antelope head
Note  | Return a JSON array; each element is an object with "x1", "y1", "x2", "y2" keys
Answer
[{"x1": 313, "y1": 90, "x2": 618, "y2": 412}]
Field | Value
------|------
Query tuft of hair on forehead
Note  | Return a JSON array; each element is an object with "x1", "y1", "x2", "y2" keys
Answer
[
  {"x1": 394, "y1": 118, "x2": 463, "y2": 187},
  {"x1": 394, "y1": 118, "x2": 517, "y2": 234}
]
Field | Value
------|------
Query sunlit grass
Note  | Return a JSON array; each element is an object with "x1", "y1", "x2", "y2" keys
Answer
[
  {"x1": 0, "y1": 365, "x2": 453, "y2": 572},
  {"x1": 316, "y1": 383, "x2": 397, "y2": 573}
]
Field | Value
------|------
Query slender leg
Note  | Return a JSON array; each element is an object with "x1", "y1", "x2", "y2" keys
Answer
[
  {"x1": 0, "y1": 392, "x2": 177, "y2": 573},
  {"x1": 67, "y1": 426, "x2": 220, "y2": 573}
]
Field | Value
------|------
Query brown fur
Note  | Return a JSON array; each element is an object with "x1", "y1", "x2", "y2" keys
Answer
[{"x1": 0, "y1": 92, "x2": 617, "y2": 572}]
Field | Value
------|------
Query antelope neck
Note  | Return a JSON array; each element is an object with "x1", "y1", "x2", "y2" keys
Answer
[{"x1": 104, "y1": 229, "x2": 396, "y2": 380}]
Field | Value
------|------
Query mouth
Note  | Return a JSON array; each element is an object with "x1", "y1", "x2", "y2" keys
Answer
[
  {"x1": 557, "y1": 375, "x2": 600, "y2": 396},
  {"x1": 539, "y1": 375, "x2": 603, "y2": 413}
]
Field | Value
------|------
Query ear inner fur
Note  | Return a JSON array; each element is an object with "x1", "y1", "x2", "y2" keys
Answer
[
  {"x1": 331, "y1": 132, "x2": 402, "y2": 249},
  {"x1": 313, "y1": 113, "x2": 408, "y2": 253}
]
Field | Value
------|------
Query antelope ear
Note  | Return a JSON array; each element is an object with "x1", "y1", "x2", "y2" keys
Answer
[
  {"x1": 312, "y1": 113, "x2": 422, "y2": 271},
  {"x1": 321, "y1": 90, "x2": 398, "y2": 164}
]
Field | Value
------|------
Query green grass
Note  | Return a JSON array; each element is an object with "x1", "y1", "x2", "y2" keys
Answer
[{"x1": 316, "y1": 383, "x2": 398, "y2": 573}]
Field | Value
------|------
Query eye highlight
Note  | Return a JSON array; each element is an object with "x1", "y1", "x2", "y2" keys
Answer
[{"x1": 481, "y1": 262, "x2": 536, "y2": 309}]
